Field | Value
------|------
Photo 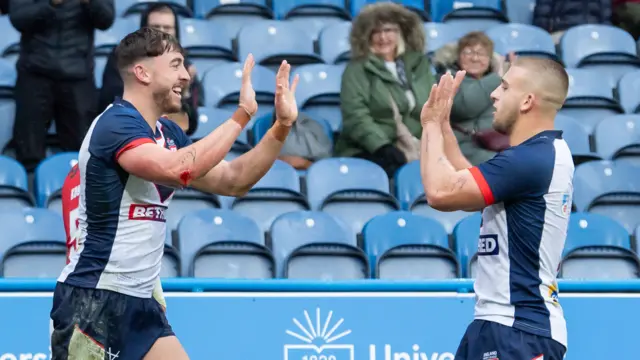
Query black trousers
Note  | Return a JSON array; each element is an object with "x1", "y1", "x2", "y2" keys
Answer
[{"x1": 13, "y1": 70, "x2": 96, "y2": 171}]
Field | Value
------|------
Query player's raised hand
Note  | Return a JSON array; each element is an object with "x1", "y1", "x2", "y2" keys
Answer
[
  {"x1": 274, "y1": 60, "x2": 300, "y2": 127},
  {"x1": 420, "y1": 70, "x2": 465, "y2": 126},
  {"x1": 239, "y1": 54, "x2": 258, "y2": 117}
]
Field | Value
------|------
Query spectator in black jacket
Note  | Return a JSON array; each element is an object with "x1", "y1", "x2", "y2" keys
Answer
[
  {"x1": 98, "y1": 3, "x2": 204, "y2": 135},
  {"x1": 533, "y1": 0, "x2": 612, "y2": 44},
  {"x1": 9, "y1": 0, "x2": 114, "y2": 172}
]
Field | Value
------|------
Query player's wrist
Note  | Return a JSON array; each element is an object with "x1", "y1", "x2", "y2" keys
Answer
[
  {"x1": 232, "y1": 105, "x2": 253, "y2": 128},
  {"x1": 268, "y1": 120, "x2": 291, "y2": 143}
]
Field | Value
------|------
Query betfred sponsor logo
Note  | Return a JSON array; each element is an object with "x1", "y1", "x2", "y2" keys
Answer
[{"x1": 128, "y1": 204, "x2": 167, "y2": 222}]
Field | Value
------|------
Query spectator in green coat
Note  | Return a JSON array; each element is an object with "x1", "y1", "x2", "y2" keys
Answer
[
  {"x1": 335, "y1": 2, "x2": 435, "y2": 177},
  {"x1": 431, "y1": 32, "x2": 513, "y2": 165}
]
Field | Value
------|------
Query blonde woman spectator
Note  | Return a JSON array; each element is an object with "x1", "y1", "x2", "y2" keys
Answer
[
  {"x1": 431, "y1": 32, "x2": 511, "y2": 165},
  {"x1": 336, "y1": 2, "x2": 435, "y2": 177}
]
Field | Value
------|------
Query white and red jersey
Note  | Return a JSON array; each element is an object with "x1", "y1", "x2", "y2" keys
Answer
[
  {"x1": 62, "y1": 164, "x2": 81, "y2": 264},
  {"x1": 57, "y1": 98, "x2": 192, "y2": 298}
]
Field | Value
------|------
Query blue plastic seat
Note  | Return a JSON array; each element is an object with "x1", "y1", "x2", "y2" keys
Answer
[
  {"x1": 486, "y1": 23, "x2": 557, "y2": 60},
  {"x1": 270, "y1": 211, "x2": 369, "y2": 279},
  {"x1": 164, "y1": 187, "x2": 221, "y2": 245},
  {"x1": 0, "y1": 59, "x2": 16, "y2": 97},
  {"x1": 424, "y1": 22, "x2": 471, "y2": 55},
  {"x1": 179, "y1": 18, "x2": 235, "y2": 67},
  {"x1": 230, "y1": 160, "x2": 309, "y2": 233},
  {"x1": 504, "y1": 0, "x2": 535, "y2": 24},
  {"x1": 34, "y1": 152, "x2": 79, "y2": 211},
  {"x1": 453, "y1": 212, "x2": 482, "y2": 278},
  {"x1": 94, "y1": 17, "x2": 138, "y2": 56},
  {"x1": 306, "y1": 158, "x2": 400, "y2": 239},
  {"x1": 117, "y1": 0, "x2": 192, "y2": 18},
  {"x1": 236, "y1": 21, "x2": 323, "y2": 71},
  {"x1": 0, "y1": 15, "x2": 20, "y2": 60},
  {"x1": 617, "y1": 70, "x2": 640, "y2": 114},
  {"x1": 560, "y1": 25, "x2": 640, "y2": 88},
  {"x1": 177, "y1": 209, "x2": 272, "y2": 278},
  {"x1": 437, "y1": 0, "x2": 507, "y2": 30},
  {"x1": 594, "y1": 115, "x2": 640, "y2": 162},
  {"x1": 0, "y1": 100, "x2": 14, "y2": 153},
  {"x1": 194, "y1": 0, "x2": 271, "y2": 19},
  {"x1": 0, "y1": 208, "x2": 66, "y2": 278},
  {"x1": 350, "y1": 0, "x2": 429, "y2": 20},
  {"x1": 573, "y1": 160, "x2": 640, "y2": 233},
  {"x1": 94, "y1": 56, "x2": 108, "y2": 89},
  {"x1": 318, "y1": 22, "x2": 351, "y2": 64},
  {"x1": 554, "y1": 113, "x2": 601, "y2": 165},
  {"x1": 251, "y1": 111, "x2": 333, "y2": 146},
  {"x1": 363, "y1": 211, "x2": 457, "y2": 279},
  {"x1": 395, "y1": 161, "x2": 476, "y2": 233},
  {"x1": 191, "y1": 107, "x2": 251, "y2": 157},
  {"x1": 560, "y1": 68, "x2": 624, "y2": 133},
  {"x1": 291, "y1": 64, "x2": 343, "y2": 133},
  {"x1": 560, "y1": 212, "x2": 639, "y2": 279},
  {"x1": 0, "y1": 156, "x2": 34, "y2": 210},
  {"x1": 201, "y1": 62, "x2": 276, "y2": 118},
  {"x1": 274, "y1": 0, "x2": 351, "y2": 40}
]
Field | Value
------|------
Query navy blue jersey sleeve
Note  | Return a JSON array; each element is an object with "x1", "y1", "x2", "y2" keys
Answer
[
  {"x1": 469, "y1": 141, "x2": 555, "y2": 205},
  {"x1": 159, "y1": 118, "x2": 192, "y2": 148},
  {"x1": 89, "y1": 113, "x2": 154, "y2": 163}
]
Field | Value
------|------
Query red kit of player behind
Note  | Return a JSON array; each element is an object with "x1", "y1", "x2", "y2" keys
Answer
[{"x1": 61, "y1": 164, "x2": 81, "y2": 264}]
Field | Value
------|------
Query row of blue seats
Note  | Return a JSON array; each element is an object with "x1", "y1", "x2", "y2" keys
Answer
[
  {"x1": 2, "y1": 150, "x2": 638, "y2": 237},
  {"x1": 1, "y1": 207, "x2": 637, "y2": 280}
]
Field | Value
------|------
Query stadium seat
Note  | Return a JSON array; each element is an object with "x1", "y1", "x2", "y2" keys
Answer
[
  {"x1": 453, "y1": 212, "x2": 482, "y2": 278},
  {"x1": 395, "y1": 161, "x2": 474, "y2": 233},
  {"x1": 504, "y1": 0, "x2": 535, "y2": 24},
  {"x1": 0, "y1": 100, "x2": 14, "y2": 153},
  {"x1": 200, "y1": 0, "x2": 273, "y2": 38},
  {"x1": 201, "y1": 62, "x2": 276, "y2": 118},
  {"x1": 485, "y1": 24, "x2": 557, "y2": 60},
  {"x1": 192, "y1": 107, "x2": 251, "y2": 157},
  {"x1": 34, "y1": 152, "x2": 79, "y2": 211},
  {"x1": 179, "y1": 18, "x2": 236, "y2": 74},
  {"x1": 291, "y1": 64, "x2": 343, "y2": 133},
  {"x1": 273, "y1": 0, "x2": 350, "y2": 40},
  {"x1": 306, "y1": 158, "x2": 400, "y2": 239},
  {"x1": 164, "y1": 187, "x2": 222, "y2": 244},
  {"x1": 0, "y1": 208, "x2": 66, "y2": 278},
  {"x1": 554, "y1": 113, "x2": 601, "y2": 165},
  {"x1": 573, "y1": 160, "x2": 640, "y2": 233},
  {"x1": 424, "y1": 22, "x2": 471, "y2": 55},
  {"x1": 94, "y1": 56, "x2": 108, "y2": 89},
  {"x1": 230, "y1": 160, "x2": 309, "y2": 233},
  {"x1": 176, "y1": 209, "x2": 272, "y2": 278},
  {"x1": 351, "y1": 0, "x2": 430, "y2": 21},
  {"x1": 561, "y1": 68, "x2": 624, "y2": 133},
  {"x1": 117, "y1": 0, "x2": 192, "y2": 18},
  {"x1": 362, "y1": 211, "x2": 458, "y2": 279},
  {"x1": 594, "y1": 115, "x2": 640, "y2": 162},
  {"x1": 0, "y1": 59, "x2": 16, "y2": 95},
  {"x1": 560, "y1": 25, "x2": 640, "y2": 88},
  {"x1": 270, "y1": 211, "x2": 369, "y2": 279},
  {"x1": 560, "y1": 212, "x2": 639, "y2": 279},
  {"x1": 437, "y1": 0, "x2": 507, "y2": 31},
  {"x1": 94, "y1": 17, "x2": 138, "y2": 56},
  {"x1": 0, "y1": 15, "x2": 20, "y2": 63},
  {"x1": 617, "y1": 70, "x2": 640, "y2": 114},
  {"x1": 0, "y1": 156, "x2": 34, "y2": 210},
  {"x1": 236, "y1": 21, "x2": 324, "y2": 71},
  {"x1": 251, "y1": 111, "x2": 334, "y2": 145},
  {"x1": 318, "y1": 22, "x2": 351, "y2": 64}
]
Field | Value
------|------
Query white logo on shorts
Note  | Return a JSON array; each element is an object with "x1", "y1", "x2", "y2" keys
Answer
[{"x1": 107, "y1": 348, "x2": 120, "y2": 360}]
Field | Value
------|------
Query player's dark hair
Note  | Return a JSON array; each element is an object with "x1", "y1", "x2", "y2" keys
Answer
[{"x1": 115, "y1": 27, "x2": 184, "y2": 74}]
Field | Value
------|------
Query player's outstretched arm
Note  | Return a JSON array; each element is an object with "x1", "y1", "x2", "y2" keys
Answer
[
  {"x1": 420, "y1": 72, "x2": 486, "y2": 212},
  {"x1": 189, "y1": 60, "x2": 300, "y2": 196},
  {"x1": 118, "y1": 55, "x2": 259, "y2": 189}
]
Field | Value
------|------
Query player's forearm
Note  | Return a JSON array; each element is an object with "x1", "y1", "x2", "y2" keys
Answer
[
  {"x1": 421, "y1": 122, "x2": 460, "y2": 204},
  {"x1": 167, "y1": 108, "x2": 249, "y2": 185},
  {"x1": 224, "y1": 121, "x2": 291, "y2": 195},
  {"x1": 442, "y1": 123, "x2": 473, "y2": 170}
]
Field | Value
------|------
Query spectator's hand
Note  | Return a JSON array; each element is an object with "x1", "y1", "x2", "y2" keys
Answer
[
  {"x1": 274, "y1": 60, "x2": 300, "y2": 127},
  {"x1": 239, "y1": 54, "x2": 258, "y2": 117},
  {"x1": 421, "y1": 70, "x2": 465, "y2": 126}
]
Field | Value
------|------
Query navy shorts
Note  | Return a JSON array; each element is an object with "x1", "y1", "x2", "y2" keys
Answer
[
  {"x1": 50, "y1": 282, "x2": 174, "y2": 360},
  {"x1": 455, "y1": 320, "x2": 566, "y2": 360}
]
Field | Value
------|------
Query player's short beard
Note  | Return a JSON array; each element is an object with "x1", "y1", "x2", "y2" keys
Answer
[
  {"x1": 493, "y1": 106, "x2": 518, "y2": 135},
  {"x1": 153, "y1": 87, "x2": 181, "y2": 114}
]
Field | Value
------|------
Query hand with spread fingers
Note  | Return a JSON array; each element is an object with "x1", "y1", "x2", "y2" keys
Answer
[
  {"x1": 274, "y1": 60, "x2": 300, "y2": 127},
  {"x1": 420, "y1": 70, "x2": 466, "y2": 126},
  {"x1": 239, "y1": 54, "x2": 259, "y2": 117}
]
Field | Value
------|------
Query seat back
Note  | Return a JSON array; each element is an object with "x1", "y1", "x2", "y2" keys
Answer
[
  {"x1": 560, "y1": 24, "x2": 639, "y2": 69},
  {"x1": 453, "y1": 212, "x2": 482, "y2": 278},
  {"x1": 35, "y1": 152, "x2": 79, "y2": 207},
  {"x1": 179, "y1": 18, "x2": 235, "y2": 61},
  {"x1": 176, "y1": 209, "x2": 265, "y2": 276},
  {"x1": 594, "y1": 115, "x2": 640, "y2": 160},
  {"x1": 318, "y1": 22, "x2": 351, "y2": 64},
  {"x1": 486, "y1": 23, "x2": 556, "y2": 59},
  {"x1": 617, "y1": 70, "x2": 640, "y2": 114}
]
